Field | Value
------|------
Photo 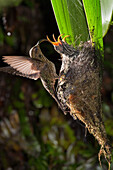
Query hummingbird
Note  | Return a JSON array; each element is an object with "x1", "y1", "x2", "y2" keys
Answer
[
  {"x1": 47, "y1": 34, "x2": 111, "y2": 169},
  {"x1": 0, "y1": 42, "x2": 64, "y2": 112}
]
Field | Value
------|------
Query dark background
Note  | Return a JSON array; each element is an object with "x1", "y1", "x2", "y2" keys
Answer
[{"x1": 0, "y1": 0, "x2": 113, "y2": 169}]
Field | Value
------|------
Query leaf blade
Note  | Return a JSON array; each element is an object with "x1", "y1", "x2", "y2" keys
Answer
[
  {"x1": 101, "y1": 0, "x2": 113, "y2": 37},
  {"x1": 51, "y1": 0, "x2": 89, "y2": 45},
  {"x1": 82, "y1": 0, "x2": 103, "y2": 49}
]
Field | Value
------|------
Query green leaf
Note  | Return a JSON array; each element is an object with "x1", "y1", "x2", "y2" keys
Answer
[
  {"x1": 82, "y1": 0, "x2": 103, "y2": 50},
  {"x1": 51, "y1": 0, "x2": 89, "y2": 45},
  {"x1": 101, "y1": 0, "x2": 113, "y2": 37}
]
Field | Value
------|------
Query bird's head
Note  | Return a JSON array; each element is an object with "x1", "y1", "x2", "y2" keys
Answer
[
  {"x1": 47, "y1": 34, "x2": 76, "y2": 56},
  {"x1": 29, "y1": 42, "x2": 46, "y2": 61}
]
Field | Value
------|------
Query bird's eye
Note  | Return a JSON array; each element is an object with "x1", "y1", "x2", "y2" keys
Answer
[{"x1": 34, "y1": 47, "x2": 38, "y2": 53}]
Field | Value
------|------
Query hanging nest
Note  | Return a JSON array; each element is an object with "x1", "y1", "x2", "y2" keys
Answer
[{"x1": 47, "y1": 35, "x2": 112, "y2": 169}]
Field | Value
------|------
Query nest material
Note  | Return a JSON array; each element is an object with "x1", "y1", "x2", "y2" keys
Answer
[{"x1": 57, "y1": 41, "x2": 111, "y2": 169}]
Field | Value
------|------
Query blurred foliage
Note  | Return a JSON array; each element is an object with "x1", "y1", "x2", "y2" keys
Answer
[
  {"x1": 0, "y1": 0, "x2": 113, "y2": 169},
  {"x1": 0, "y1": 0, "x2": 22, "y2": 9}
]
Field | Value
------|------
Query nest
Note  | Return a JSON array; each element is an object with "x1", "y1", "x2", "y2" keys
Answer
[{"x1": 56, "y1": 41, "x2": 111, "y2": 169}]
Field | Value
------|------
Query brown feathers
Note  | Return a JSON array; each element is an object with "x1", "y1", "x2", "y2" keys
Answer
[{"x1": 3, "y1": 56, "x2": 40, "y2": 77}]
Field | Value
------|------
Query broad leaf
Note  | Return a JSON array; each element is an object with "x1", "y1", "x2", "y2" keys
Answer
[
  {"x1": 50, "y1": 0, "x2": 89, "y2": 45},
  {"x1": 82, "y1": 0, "x2": 103, "y2": 50},
  {"x1": 101, "y1": 0, "x2": 113, "y2": 37}
]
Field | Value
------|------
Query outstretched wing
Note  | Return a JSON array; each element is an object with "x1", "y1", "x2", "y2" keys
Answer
[
  {"x1": 0, "y1": 66, "x2": 40, "y2": 80},
  {"x1": 2, "y1": 56, "x2": 43, "y2": 80}
]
